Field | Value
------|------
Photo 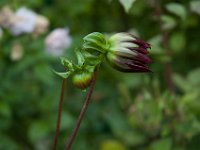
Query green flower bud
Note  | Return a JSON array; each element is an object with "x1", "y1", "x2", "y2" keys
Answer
[{"x1": 72, "y1": 71, "x2": 93, "y2": 89}]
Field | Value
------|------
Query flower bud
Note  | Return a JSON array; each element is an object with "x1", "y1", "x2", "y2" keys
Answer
[
  {"x1": 106, "y1": 33, "x2": 151, "y2": 72},
  {"x1": 72, "y1": 71, "x2": 93, "y2": 89}
]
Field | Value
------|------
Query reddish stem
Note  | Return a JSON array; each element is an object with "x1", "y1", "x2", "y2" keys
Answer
[
  {"x1": 65, "y1": 72, "x2": 97, "y2": 150},
  {"x1": 53, "y1": 79, "x2": 66, "y2": 150}
]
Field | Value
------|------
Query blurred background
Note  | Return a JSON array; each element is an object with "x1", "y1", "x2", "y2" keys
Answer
[{"x1": 1, "y1": 0, "x2": 200, "y2": 150}]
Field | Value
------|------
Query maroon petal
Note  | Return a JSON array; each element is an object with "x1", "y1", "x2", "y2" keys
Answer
[
  {"x1": 117, "y1": 51, "x2": 151, "y2": 64},
  {"x1": 129, "y1": 47, "x2": 149, "y2": 54},
  {"x1": 109, "y1": 59, "x2": 134, "y2": 72},
  {"x1": 133, "y1": 39, "x2": 151, "y2": 49},
  {"x1": 125, "y1": 62, "x2": 151, "y2": 72},
  {"x1": 134, "y1": 52, "x2": 152, "y2": 64}
]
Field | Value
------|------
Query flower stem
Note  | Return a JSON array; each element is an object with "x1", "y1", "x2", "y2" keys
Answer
[
  {"x1": 53, "y1": 79, "x2": 66, "y2": 150},
  {"x1": 65, "y1": 71, "x2": 97, "y2": 150}
]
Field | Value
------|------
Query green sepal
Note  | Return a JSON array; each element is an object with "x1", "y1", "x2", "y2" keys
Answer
[
  {"x1": 83, "y1": 32, "x2": 106, "y2": 45},
  {"x1": 83, "y1": 42, "x2": 104, "y2": 53},
  {"x1": 83, "y1": 32, "x2": 107, "y2": 53},
  {"x1": 53, "y1": 70, "x2": 71, "y2": 78},
  {"x1": 83, "y1": 51, "x2": 102, "y2": 66},
  {"x1": 60, "y1": 57, "x2": 74, "y2": 70},
  {"x1": 75, "y1": 48, "x2": 85, "y2": 66},
  {"x1": 85, "y1": 65, "x2": 96, "y2": 73}
]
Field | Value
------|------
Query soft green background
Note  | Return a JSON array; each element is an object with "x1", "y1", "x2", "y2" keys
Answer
[{"x1": 1, "y1": 0, "x2": 200, "y2": 150}]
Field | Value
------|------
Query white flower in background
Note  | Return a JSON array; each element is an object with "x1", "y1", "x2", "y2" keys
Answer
[
  {"x1": 0, "y1": 6, "x2": 15, "y2": 28},
  {"x1": 45, "y1": 28, "x2": 72, "y2": 56},
  {"x1": 10, "y1": 43, "x2": 24, "y2": 61},
  {"x1": 0, "y1": 6, "x2": 49, "y2": 36},
  {"x1": 9, "y1": 7, "x2": 37, "y2": 36},
  {"x1": 33, "y1": 15, "x2": 49, "y2": 37}
]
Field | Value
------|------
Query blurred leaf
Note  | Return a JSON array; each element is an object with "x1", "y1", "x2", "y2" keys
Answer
[
  {"x1": 0, "y1": 101, "x2": 11, "y2": 118},
  {"x1": 190, "y1": 0, "x2": 200, "y2": 15},
  {"x1": 148, "y1": 35, "x2": 165, "y2": 55},
  {"x1": 169, "y1": 32, "x2": 186, "y2": 53},
  {"x1": 35, "y1": 63, "x2": 54, "y2": 84},
  {"x1": 173, "y1": 73, "x2": 190, "y2": 92},
  {"x1": 28, "y1": 120, "x2": 51, "y2": 142},
  {"x1": 156, "y1": 55, "x2": 171, "y2": 63},
  {"x1": 175, "y1": 119, "x2": 200, "y2": 139},
  {"x1": 0, "y1": 101, "x2": 11, "y2": 130},
  {"x1": 103, "y1": 104, "x2": 146, "y2": 146},
  {"x1": 57, "y1": 111, "x2": 75, "y2": 131},
  {"x1": 119, "y1": 0, "x2": 136, "y2": 13},
  {"x1": 100, "y1": 140, "x2": 127, "y2": 150},
  {"x1": 0, "y1": 134, "x2": 18, "y2": 150},
  {"x1": 188, "y1": 68, "x2": 200, "y2": 85},
  {"x1": 181, "y1": 92, "x2": 199, "y2": 107},
  {"x1": 166, "y1": 3, "x2": 187, "y2": 20},
  {"x1": 148, "y1": 35, "x2": 172, "y2": 62},
  {"x1": 150, "y1": 138, "x2": 172, "y2": 150},
  {"x1": 161, "y1": 15, "x2": 177, "y2": 30},
  {"x1": 119, "y1": 73, "x2": 143, "y2": 89}
]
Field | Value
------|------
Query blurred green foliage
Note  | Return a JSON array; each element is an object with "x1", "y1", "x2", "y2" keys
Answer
[{"x1": 1, "y1": 0, "x2": 200, "y2": 150}]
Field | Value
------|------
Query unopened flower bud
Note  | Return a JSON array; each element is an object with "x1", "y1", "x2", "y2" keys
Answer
[
  {"x1": 72, "y1": 71, "x2": 93, "y2": 89},
  {"x1": 106, "y1": 33, "x2": 151, "y2": 72}
]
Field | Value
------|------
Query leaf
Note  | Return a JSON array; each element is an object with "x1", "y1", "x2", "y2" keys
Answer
[
  {"x1": 53, "y1": 70, "x2": 71, "y2": 78},
  {"x1": 28, "y1": 121, "x2": 51, "y2": 142},
  {"x1": 0, "y1": 101, "x2": 11, "y2": 118},
  {"x1": 119, "y1": 0, "x2": 136, "y2": 13},
  {"x1": 103, "y1": 104, "x2": 146, "y2": 146},
  {"x1": 59, "y1": 112, "x2": 75, "y2": 131},
  {"x1": 169, "y1": 32, "x2": 186, "y2": 53},
  {"x1": 60, "y1": 57, "x2": 74, "y2": 70},
  {"x1": 100, "y1": 140, "x2": 127, "y2": 150},
  {"x1": 0, "y1": 134, "x2": 18, "y2": 150},
  {"x1": 34, "y1": 63, "x2": 53, "y2": 84},
  {"x1": 148, "y1": 35, "x2": 165, "y2": 55},
  {"x1": 166, "y1": 3, "x2": 187, "y2": 20},
  {"x1": 188, "y1": 68, "x2": 200, "y2": 85},
  {"x1": 190, "y1": 0, "x2": 200, "y2": 15},
  {"x1": 161, "y1": 15, "x2": 177, "y2": 30},
  {"x1": 150, "y1": 138, "x2": 172, "y2": 150},
  {"x1": 173, "y1": 73, "x2": 190, "y2": 92},
  {"x1": 75, "y1": 48, "x2": 85, "y2": 66}
]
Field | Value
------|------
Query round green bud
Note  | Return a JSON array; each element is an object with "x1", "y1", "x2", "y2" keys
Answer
[{"x1": 72, "y1": 71, "x2": 93, "y2": 89}]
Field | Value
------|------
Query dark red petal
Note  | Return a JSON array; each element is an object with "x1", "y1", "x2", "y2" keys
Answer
[
  {"x1": 135, "y1": 53, "x2": 152, "y2": 64},
  {"x1": 125, "y1": 62, "x2": 151, "y2": 72},
  {"x1": 108, "y1": 59, "x2": 134, "y2": 72},
  {"x1": 133, "y1": 39, "x2": 151, "y2": 49},
  {"x1": 129, "y1": 47, "x2": 149, "y2": 54},
  {"x1": 118, "y1": 51, "x2": 151, "y2": 64}
]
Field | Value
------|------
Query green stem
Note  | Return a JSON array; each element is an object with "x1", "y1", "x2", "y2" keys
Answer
[{"x1": 65, "y1": 71, "x2": 97, "y2": 150}]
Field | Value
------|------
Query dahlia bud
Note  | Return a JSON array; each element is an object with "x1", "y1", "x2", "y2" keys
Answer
[
  {"x1": 106, "y1": 33, "x2": 151, "y2": 72},
  {"x1": 72, "y1": 71, "x2": 93, "y2": 89}
]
